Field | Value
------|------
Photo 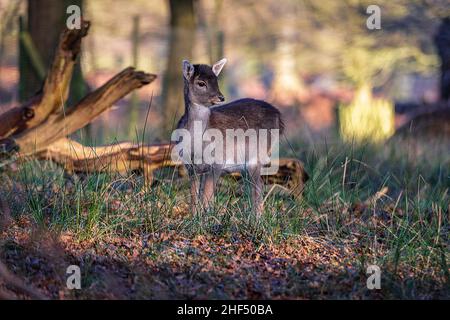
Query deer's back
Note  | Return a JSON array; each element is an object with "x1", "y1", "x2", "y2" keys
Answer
[{"x1": 209, "y1": 98, "x2": 284, "y2": 133}]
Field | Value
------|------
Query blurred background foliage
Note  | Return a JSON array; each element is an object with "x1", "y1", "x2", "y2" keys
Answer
[
  {"x1": 0, "y1": 0, "x2": 449, "y2": 144},
  {"x1": 339, "y1": 84, "x2": 395, "y2": 143}
]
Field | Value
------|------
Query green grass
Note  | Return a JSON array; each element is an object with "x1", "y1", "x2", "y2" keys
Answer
[{"x1": 1, "y1": 136, "x2": 448, "y2": 298}]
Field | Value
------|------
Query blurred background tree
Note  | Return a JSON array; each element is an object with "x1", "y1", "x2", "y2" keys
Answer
[
  {"x1": 434, "y1": 17, "x2": 450, "y2": 101},
  {"x1": 161, "y1": 0, "x2": 196, "y2": 136}
]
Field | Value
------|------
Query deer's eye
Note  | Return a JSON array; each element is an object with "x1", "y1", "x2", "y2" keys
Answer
[{"x1": 196, "y1": 81, "x2": 207, "y2": 88}]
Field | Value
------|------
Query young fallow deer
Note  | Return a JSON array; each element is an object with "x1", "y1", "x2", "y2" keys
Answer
[{"x1": 173, "y1": 59, "x2": 284, "y2": 216}]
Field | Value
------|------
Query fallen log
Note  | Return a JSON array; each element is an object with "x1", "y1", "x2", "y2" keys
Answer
[
  {"x1": 263, "y1": 158, "x2": 309, "y2": 196},
  {"x1": 13, "y1": 67, "x2": 155, "y2": 156},
  {"x1": 228, "y1": 158, "x2": 308, "y2": 197},
  {"x1": 36, "y1": 138, "x2": 308, "y2": 194},
  {"x1": 36, "y1": 138, "x2": 175, "y2": 184}
]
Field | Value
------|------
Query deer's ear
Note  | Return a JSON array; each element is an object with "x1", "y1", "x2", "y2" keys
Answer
[
  {"x1": 182, "y1": 60, "x2": 194, "y2": 80},
  {"x1": 212, "y1": 58, "x2": 227, "y2": 77}
]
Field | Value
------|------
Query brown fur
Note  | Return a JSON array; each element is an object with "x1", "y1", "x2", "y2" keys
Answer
[{"x1": 175, "y1": 61, "x2": 284, "y2": 216}]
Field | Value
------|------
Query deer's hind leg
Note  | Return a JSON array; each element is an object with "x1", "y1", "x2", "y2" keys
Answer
[{"x1": 247, "y1": 165, "x2": 264, "y2": 217}]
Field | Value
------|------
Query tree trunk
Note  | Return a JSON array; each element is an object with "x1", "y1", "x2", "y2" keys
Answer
[
  {"x1": 434, "y1": 17, "x2": 450, "y2": 102},
  {"x1": 129, "y1": 15, "x2": 141, "y2": 139},
  {"x1": 20, "y1": 0, "x2": 87, "y2": 103},
  {"x1": 161, "y1": 0, "x2": 196, "y2": 136}
]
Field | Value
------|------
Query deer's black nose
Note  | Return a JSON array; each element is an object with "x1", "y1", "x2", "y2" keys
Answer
[{"x1": 218, "y1": 95, "x2": 225, "y2": 102}]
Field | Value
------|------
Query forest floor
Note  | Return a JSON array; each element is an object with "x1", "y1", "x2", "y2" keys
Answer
[
  {"x1": 0, "y1": 139, "x2": 449, "y2": 299},
  {"x1": 1, "y1": 216, "x2": 448, "y2": 299}
]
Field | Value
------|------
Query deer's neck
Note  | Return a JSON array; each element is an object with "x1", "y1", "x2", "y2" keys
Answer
[{"x1": 184, "y1": 82, "x2": 211, "y2": 127}]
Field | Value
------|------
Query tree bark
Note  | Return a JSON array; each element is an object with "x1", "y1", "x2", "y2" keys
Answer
[
  {"x1": 13, "y1": 67, "x2": 155, "y2": 156},
  {"x1": 36, "y1": 138, "x2": 174, "y2": 184},
  {"x1": 1, "y1": 22, "x2": 90, "y2": 140}
]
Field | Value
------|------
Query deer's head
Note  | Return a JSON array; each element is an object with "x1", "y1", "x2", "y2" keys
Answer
[{"x1": 182, "y1": 59, "x2": 227, "y2": 107}]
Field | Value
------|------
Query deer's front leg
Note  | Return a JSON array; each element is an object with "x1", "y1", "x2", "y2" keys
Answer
[
  {"x1": 200, "y1": 169, "x2": 220, "y2": 212},
  {"x1": 187, "y1": 167, "x2": 201, "y2": 215}
]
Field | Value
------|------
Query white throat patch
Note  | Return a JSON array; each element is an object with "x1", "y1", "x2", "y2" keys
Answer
[{"x1": 190, "y1": 103, "x2": 211, "y2": 121}]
